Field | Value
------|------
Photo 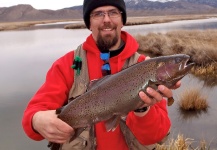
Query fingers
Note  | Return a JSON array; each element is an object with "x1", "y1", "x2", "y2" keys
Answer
[
  {"x1": 139, "y1": 85, "x2": 175, "y2": 105},
  {"x1": 55, "y1": 120, "x2": 75, "y2": 142},
  {"x1": 145, "y1": 56, "x2": 151, "y2": 60},
  {"x1": 139, "y1": 87, "x2": 163, "y2": 106},
  {"x1": 32, "y1": 110, "x2": 74, "y2": 144},
  {"x1": 175, "y1": 80, "x2": 181, "y2": 89},
  {"x1": 158, "y1": 85, "x2": 173, "y2": 98},
  {"x1": 139, "y1": 80, "x2": 182, "y2": 109},
  {"x1": 46, "y1": 119, "x2": 74, "y2": 143}
]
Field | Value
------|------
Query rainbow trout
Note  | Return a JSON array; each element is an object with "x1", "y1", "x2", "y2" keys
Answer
[{"x1": 50, "y1": 54, "x2": 194, "y2": 149}]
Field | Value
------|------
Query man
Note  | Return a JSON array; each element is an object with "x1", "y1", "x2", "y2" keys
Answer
[{"x1": 22, "y1": 0, "x2": 180, "y2": 149}]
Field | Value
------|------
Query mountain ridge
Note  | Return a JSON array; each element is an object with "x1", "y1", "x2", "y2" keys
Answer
[{"x1": 0, "y1": 0, "x2": 217, "y2": 22}]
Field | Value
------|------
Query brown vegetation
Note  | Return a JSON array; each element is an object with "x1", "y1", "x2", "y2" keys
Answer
[
  {"x1": 156, "y1": 134, "x2": 209, "y2": 150},
  {"x1": 178, "y1": 88, "x2": 208, "y2": 111},
  {"x1": 0, "y1": 19, "x2": 79, "y2": 31},
  {"x1": 64, "y1": 23, "x2": 86, "y2": 29},
  {"x1": 136, "y1": 29, "x2": 217, "y2": 80},
  {"x1": 191, "y1": 63, "x2": 217, "y2": 86},
  {"x1": 136, "y1": 29, "x2": 217, "y2": 64}
]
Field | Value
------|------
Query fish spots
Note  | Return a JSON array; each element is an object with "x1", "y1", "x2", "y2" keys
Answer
[{"x1": 57, "y1": 54, "x2": 193, "y2": 131}]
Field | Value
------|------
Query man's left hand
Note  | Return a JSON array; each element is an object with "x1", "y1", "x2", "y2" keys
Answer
[{"x1": 134, "y1": 81, "x2": 181, "y2": 117}]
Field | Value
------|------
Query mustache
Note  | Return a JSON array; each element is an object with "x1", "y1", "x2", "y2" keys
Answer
[{"x1": 98, "y1": 23, "x2": 117, "y2": 30}]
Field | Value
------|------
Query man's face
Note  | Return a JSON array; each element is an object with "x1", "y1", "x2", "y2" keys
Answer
[{"x1": 89, "y1": 6, "x2": 123, "y2": 51}]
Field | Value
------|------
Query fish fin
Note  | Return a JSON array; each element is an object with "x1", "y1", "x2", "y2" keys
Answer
[
  {"x1": 147, "y1": 80, "x2": 159, "y2": 91},
  {"x1": 147, "y1": 80, "x2": 175, "y2": 106},
  {"x1": 144, "y1": 80, "x2": 163, "y2": 98},
  {"x1": 69, "y1": 127, "x2": 87, "y2": 142},
  {"x1": 55, "y1": 106, "x2": 64, "y2": 114},
  {"x1": 105, "y1": 115, "x2": 121, "y2": 132}
]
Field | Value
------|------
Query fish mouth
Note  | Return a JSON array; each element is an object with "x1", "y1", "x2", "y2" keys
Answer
[
  {"x1": 166, "y1": 55, "x2": 195, "y2": 84},
  {"x1": 182, "y1": 56, "x2": 195, "y2": 71}
]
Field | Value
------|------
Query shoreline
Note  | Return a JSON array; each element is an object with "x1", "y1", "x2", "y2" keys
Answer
[{"x1": 0, "y1": 14, "x2": 217, "y2": 31}]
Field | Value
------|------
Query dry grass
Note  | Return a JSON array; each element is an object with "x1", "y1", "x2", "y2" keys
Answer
[
  {"x1": 191, "y1": 64, "x2": 216, "y2": 76},
  {"x1": 0, "y1": 19, "x2": 79, "y2": 31},
  {"x1": 136, "y1": 29, "x2": 217, "y2": 80},
  {"x1": 156, "y1": 134, "x2": 209, "y2": 150},
  {"x1": 178, "y1": 88, "x2": 208, "y2": 111},
  {"x1": 64, "y1": 23, "x2": 86, "y2": 29},
  {"x1": 190, "y1": 63, "x2": 217, "y2": 86},
  {"x1": 192, "y1": 67, "x2": 216, "y2": 86},
  {"x1": 136, "y1": 30, "x2": 217, "y2": 64}
]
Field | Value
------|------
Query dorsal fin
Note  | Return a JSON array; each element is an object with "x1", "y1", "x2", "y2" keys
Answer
[{"x1": 87, "y1": 75, "x2": 111, "y2": 91}]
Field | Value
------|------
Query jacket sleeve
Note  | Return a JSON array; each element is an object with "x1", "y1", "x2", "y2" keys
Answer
[
  {"x1": 126, "y1": 54, "x2": 171, "y2": 145},
  {"x1": 22, "y1": 51, "x2": 74, "y2": 141},
  {"x1": 126, "y1": 100, "x2": 171, "y2": 145}
]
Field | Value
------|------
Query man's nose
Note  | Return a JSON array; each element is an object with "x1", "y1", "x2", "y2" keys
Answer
[{"x1": 103, "y1": 13, "x2": 112, "y2": 22}]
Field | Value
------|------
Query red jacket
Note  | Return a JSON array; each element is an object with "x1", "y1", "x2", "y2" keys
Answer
[{"x1": 22, "y1": 31, "x2": 171, "y2": 150}]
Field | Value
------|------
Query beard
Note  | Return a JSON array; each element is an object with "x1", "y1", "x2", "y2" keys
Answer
[{"x1": 96, "y1": 25, "x2": 119, "y2": 52}]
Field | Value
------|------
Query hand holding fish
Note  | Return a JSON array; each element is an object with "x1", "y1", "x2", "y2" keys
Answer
[
  {"x1": 134, "y1": 81, "x2": 181, "y2": 117},
  {"x1": 134, "y1": 56, "x2": 182, "y2": 117},
  {"x1": 38, "y1": 54, "x2": 192, "y2": 149},
  {"x1": 32, "y1": 110, "x2": 74, "y2": 143}
]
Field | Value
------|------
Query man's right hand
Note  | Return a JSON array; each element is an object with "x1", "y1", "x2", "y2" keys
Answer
[{"x1": 32, "y1": 110, "x2": 74, "y2": 143}]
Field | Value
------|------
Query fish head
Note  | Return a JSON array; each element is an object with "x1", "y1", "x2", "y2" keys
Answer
[{"x1": 155, "y1": 54, "x2": 194, "y2": 87}]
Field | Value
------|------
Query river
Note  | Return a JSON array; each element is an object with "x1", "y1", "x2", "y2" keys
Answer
[{"x1": 0, "y1": 18, "x2": 217, "y2": 150}]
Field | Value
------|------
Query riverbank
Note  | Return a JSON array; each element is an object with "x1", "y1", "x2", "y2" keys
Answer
[
  {"x1": 1, "y1": 14, "x2": 217, "y2": 31},
  {"x1": 0, "y1": 19, "x2": 80, "y2": 31}
]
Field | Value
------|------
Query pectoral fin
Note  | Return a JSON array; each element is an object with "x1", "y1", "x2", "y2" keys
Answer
[
  {"x1": 69, "y1": 127, "x2": 87, "y2": 142},
  {"x1": 56, "y1": 106, "x2": 66, "y2": 114},
  {"x1": 147, "y1": 80, "x2": 159, "y2": 91},
  {"x1": 105, "y1": 115, "x2": 121, "y2": 132}
]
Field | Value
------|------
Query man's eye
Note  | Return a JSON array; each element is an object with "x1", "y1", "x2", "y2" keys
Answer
[
  {"x1": 109, "y1": 11, "x2": 118, "y2": 15},
  {"x1": 94, "y1": 12, "x2": 103, "y2": 17}
]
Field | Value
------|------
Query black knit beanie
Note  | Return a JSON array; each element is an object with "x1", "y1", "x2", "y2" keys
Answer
[{"x1": 83, "y1": 0, "x2": 127, "y2": 29}]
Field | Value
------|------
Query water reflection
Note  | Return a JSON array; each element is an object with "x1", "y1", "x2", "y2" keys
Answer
[
  {"x1": 178, "y1": 107, "x2": 209, "y2": 121},
  {"x1": 170, "y1": 74, "x2": 217, "y2": 148}
]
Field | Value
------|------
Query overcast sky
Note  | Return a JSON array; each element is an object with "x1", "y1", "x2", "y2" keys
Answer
[
  {"x1": 0, "y1": 0, "x2": 84, "y2": 10},
  {"x1": 0, "y1": 0, "x2": 176, "y2": 10}
]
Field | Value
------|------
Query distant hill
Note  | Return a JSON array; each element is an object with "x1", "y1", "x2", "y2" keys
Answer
[
  {"x1": 0, "y1": 0, "x2": 217, "y2": 22},
  {"x1": 0, "y1": 4, "x2": 82, "y2": 22}
]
